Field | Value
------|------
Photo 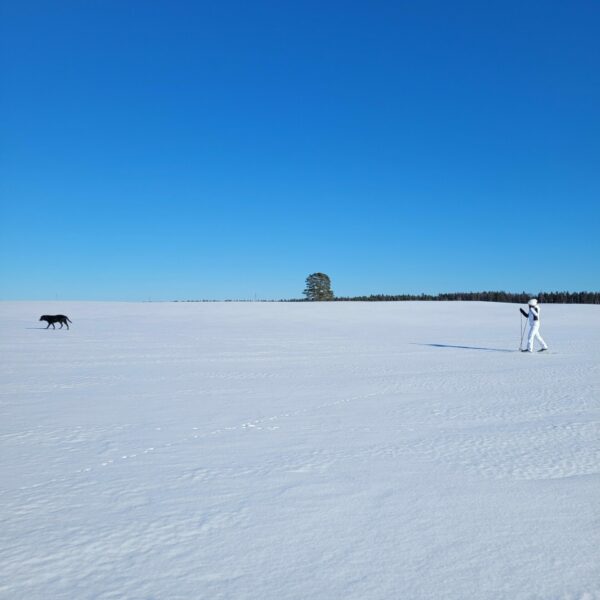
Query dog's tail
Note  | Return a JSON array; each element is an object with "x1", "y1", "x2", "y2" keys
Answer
[{"x1": 66, "y1": 317, "x2": 72, "y2": 323}]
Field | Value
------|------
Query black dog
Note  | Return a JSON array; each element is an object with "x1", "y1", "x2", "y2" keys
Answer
[{"x1": 39, "y1": 315, "x2": 72, "y2": 329}]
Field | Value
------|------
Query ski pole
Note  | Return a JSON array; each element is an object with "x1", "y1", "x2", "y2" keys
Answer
[{"x1": 519, "y1": 314, "x2": 526, "y2": 350}]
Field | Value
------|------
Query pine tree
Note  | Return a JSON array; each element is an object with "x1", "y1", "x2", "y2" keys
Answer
[{"x1": 303, "y1": 273, "x2": 334, "y2": 301}]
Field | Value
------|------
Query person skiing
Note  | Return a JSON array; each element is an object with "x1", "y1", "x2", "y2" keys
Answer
[{"x1": 520, "y1": 299, "x2": 548, "y2": 353}]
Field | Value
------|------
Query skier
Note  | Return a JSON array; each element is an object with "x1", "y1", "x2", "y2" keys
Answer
[{"x1": 520, "y1": 299, "x2": 548, "y2": 353}]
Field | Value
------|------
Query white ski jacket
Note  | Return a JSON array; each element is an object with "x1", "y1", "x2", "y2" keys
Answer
[
  {"x1": 520, "y1": 306, "x2": 540, "y2": 326},
  {"x1": 529, "y1": 306, "x2": 540, "y2": 326}
]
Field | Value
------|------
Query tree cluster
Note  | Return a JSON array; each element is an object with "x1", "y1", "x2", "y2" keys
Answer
[
  {"x1": 295, "y1": 273, "x2": 599, "y2": 304},
  {"x1": 329, "y1": 290, "x2": 600, "y2": 304}
]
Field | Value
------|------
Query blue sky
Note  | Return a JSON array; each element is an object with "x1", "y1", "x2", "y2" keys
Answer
[{"x1": 1, "y1": 1, "x2": 599, "y2": 300}]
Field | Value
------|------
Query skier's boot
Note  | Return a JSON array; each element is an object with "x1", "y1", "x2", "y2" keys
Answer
[
  {"x1": 538, "y1": 348, "x2": 548, "y2": 352},
  {"x1": 521, "y1": 349, "x2": 532, "y2": 353}
]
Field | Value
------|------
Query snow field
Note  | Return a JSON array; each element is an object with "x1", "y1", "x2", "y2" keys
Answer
[{"x1": 1, "y1": 301, "x2": 599, "y2": 599}]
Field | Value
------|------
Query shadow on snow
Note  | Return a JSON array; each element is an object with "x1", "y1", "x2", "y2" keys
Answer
[{"x1": 414, "y1": 343, "x2": 515, "y2": 353}]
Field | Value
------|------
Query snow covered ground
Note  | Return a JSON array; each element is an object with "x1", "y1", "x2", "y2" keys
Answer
[{"x1": 1, "y1": 300, "x2": 599, "y2": 600}]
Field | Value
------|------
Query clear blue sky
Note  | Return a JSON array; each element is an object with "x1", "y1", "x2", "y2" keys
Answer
[{"x1": 1, "y1": 1, "x2": 599, "y2": 300}]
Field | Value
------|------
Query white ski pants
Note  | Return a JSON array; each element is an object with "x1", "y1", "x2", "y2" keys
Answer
[{"x1": 527, "y1": 322, "x2": 547, "y2": 351}]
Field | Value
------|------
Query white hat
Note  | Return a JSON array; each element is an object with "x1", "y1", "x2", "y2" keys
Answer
[{"x1": 528, "y1": 298, "x2": 538, "y2": 306}]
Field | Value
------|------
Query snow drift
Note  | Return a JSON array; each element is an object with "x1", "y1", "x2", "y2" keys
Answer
[{"x1": 1, "y1": 301, "x2": 599, "y2": 599}]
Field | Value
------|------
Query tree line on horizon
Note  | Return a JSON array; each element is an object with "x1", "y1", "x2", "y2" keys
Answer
[
  {"x1": 298, "y1": 273, "x2": 600, "y2": 304},
  {"x1": 327, "y1": 290, "x2": 600, "y2": 304},
  {"x1": 173, "y1": 273, "x2": 599, "y2": 304},
  {"x1": 175, "y1": 291, "x2": 599, "y2": 304}
]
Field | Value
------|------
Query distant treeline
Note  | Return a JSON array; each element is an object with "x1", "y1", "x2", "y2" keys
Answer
[
  {"x1": 288, "y1": 291, "x2": 600, "y2": 304},
  {"x1": 175, "y1": 291, "x2": 600, "y2": 304}
]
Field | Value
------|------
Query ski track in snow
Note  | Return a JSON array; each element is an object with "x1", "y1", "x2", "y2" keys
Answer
[
  {"x1": 1, "y1": 301, "x2": 600, "y2": 600},
  {"x1": 1, "y1": 389, "x2": 387, "y2": 495},
  {"x1": 6, "y1": 387, "x2": 600, "y2": 497}
]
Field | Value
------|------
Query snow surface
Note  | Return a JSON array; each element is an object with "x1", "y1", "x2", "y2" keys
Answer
[{"x1": 1, "y1": 300, "x2": 599, "y2": 600}]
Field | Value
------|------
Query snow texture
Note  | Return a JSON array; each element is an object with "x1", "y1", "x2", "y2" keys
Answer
[{"x1": 1, "y1": 301, "x2": 599, "y2": 600}]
